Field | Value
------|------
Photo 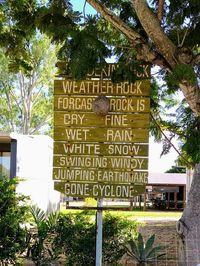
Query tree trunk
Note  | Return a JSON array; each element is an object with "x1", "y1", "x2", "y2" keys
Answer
[{"x1": 177, "y1": 163, "x2": 200, "y2": 265}]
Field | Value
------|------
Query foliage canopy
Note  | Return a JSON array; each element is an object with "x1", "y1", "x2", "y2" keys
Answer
[{"x1": 0, "y1": 0, "x2": 200, "y2": 158}]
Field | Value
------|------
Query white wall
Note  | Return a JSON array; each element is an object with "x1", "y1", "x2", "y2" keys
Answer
[{"x1": 11, "y1": 134, "x2": 60, "y2": 213}]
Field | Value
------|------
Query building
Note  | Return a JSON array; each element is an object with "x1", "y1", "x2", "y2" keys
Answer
[
  {"x1": 0, "y1": 133, "x2": 60, "y2": 213},
  {"x1": 146, "y1": 172, "x2": 187, "y2": 210}
]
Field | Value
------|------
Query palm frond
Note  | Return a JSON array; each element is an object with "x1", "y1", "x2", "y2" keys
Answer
[
  {"x1": 46, "y1": 211, "x2": 59, "y2": 228},
  {"x1": 30, "y1": 205, "x2": 46, "y2": 225},
  {"x1": 124, "y1": 233, "x2": 166, "y2": 264}
]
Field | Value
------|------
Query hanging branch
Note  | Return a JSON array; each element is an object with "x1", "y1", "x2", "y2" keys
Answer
[
  {"x1": 83, "y1": 0, "x2": 87, "y2": 20},
  {"x1": 150, "y1": 112, "x2": 192, "y2": 167}
]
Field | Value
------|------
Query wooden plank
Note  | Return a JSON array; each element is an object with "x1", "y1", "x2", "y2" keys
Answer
[
  {"x1": 53, "y1": 168, "x2": 148, "y2": 184},
  {"x1": 56, "y1": 62, "x2": 151, "y2": 79},
  {"x1": 53, "y1": 127, "x2": 149, "y2": 143},
  {"x1": 53, "y1": 155, "x2": 148, "y2": 170},
  {"x1": 54, "y1": 80, "x2": 150, "y2": 96},
  {"x1": 54, "y1": 181, "x2": 146, "y2": 198},
  {"x1": 86, "y1": 63, "x2": 151, "y2": 79},
  {"x1": 53, "y1": 142, "x2": 149, "y2": 156},
  {"x1": 54, "y1": 112, "x2": 150, "y2": 128},
  {"x1": 54, "y1": 96, "x2": 150, "y2": 113}
]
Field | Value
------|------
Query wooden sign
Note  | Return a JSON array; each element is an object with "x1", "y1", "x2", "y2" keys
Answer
[
  {"x1": 54, "y1": 80, "x2": 150, "y2": 96},
  {"x1": 53, "y1": 64, "x2": 150, "y2": 198},
  {"x1": 54, "y1": 112, "x2": 149, "y2": 128},
  {"x1": 54, "y1": 96, "x2": 150, "y2": 113},
  {"x1": 86, "y1": 63, "x2": 150, "y2": 79},
  {"x1": 54, "y1": 128, "x2": 149, "y2": 142},
  {"x1": 54, "y1": 182, "x2": 146, "y2": 198},
  {"x1": 53, "y1": 156, "x2": 148, "y2": 169},
  {"x1": 53, "y1": 142, "x2": 149, "y2": 156},
  {"x1": 53, "y1": 168, "x2": 148, "y2": 184},
  {"x1": 56, "y1": 62, "x2": 150, "y2": 79}
]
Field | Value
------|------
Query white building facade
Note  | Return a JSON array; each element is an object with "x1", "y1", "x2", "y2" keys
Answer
[{"x1": 0, "y1": 133, "x2": 60, "y2": 213}]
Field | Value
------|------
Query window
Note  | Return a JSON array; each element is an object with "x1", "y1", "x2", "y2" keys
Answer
[
  {"x1": 0, "y1": 151, "x2": 11, "y2": 177},
  {"x1": 0, "y1": 143, "x2": 11, "y2": 178}
]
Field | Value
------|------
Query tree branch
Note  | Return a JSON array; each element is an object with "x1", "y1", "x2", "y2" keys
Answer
[
  {"x1": 87, "y1": 0, "x2": 141, "y2": 41},
  {"x1": 87, "y1": 0, "x2": 173, "y2": 69},
  {"x1": 157, "y1": 0, "x2": 164, "y2": 22},
  {"x1": 179, "y1": 28, "x2": 189, "y2": 47},
  {"x1": 86, "y1": 0, "x2": 160, "y2": 63},
  {"x1": 132, "y1": 0, "x2": 177, "y2": 68},
  {"x1": 179, "y1": 81, "x2": 200, "y2": 116},
  {"x1": 192, "y1": 53, "x2": 200, "y2": 64},
  {"x1": 32, "y1": 88, "x2": 42, "y2": 105},
  {"x1": 29, "y1": 115, "x2": 51, "y2": 134},
  {"x1": 4, "y1": 90, "x2": 15, "y2": 132},
  {"x1": 150, "y1": 113, "x2": 192, "y2": 167}
]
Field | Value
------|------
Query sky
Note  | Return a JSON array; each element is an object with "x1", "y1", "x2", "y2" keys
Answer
[
  {"x1": 71, "y1": 0, "x2": 95, "y2": 14},
  {"x1": 148, "y1": 137, "x2": 179, "y2": 173},
  {"x1": 70, "y1": 0, "x2": 179, "y2": 173}
]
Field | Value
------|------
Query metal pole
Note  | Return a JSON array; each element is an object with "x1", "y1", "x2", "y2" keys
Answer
[{"x1": 95, "y1": 198, "x2": 103, "y2": 266}]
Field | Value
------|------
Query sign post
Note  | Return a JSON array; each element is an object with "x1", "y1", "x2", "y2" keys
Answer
[
  {"x1": 95, "y1": 198, "x2": 103, "y2": 266},
  {"x1": 53, "y1": 63, "x2": 151, "y2": 265}
]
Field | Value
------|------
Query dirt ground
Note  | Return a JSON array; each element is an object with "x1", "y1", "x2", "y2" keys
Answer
[{"x1": 120, "y1": 220, "x2": 179, "y2": 266}]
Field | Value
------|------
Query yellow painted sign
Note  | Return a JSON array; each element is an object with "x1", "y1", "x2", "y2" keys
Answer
[
  {"x1": 53, "y1": 142, "x2": 149, "y2": 156},
  {"x1": 53, "y1": 155, "x2": 148, "y2": 169},
  {"x1": 54, "y1": 80, "x2": 150, "y2": 96},
  {"x1": 54, "y1": 128, "x2": 149, "y2": 142},
  {"x1": 53, "y1": 64, "x2": 150, "y2": 198},
  {"x1": 54, "y1": 182, "x2": 146, "y2": 198},
  {"x1": 56, "y1": 62, "x2": 150, "y2": 79},
  {"x1": 54, "y1": 112, "x2": 149, "y2": 128},
  {"x1": 53, "y1": 168, "x2": 148, "y2": 184},
  {"x1": 54, "y1": 96, "x2": 150, "y2": 113},
  {"x1": 86, "y1": 63, "x2": 150, "y2": 79}
]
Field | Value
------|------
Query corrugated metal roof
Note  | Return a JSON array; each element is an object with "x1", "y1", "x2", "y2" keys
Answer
[{"x1": 148, "y1": 172, "x2": 186, "y2": 185}]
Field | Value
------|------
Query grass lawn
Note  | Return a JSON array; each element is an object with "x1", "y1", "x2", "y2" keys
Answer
[
  {"x1": 60, "y1": 207, "x2": 182, "y2": 220},
  {"x1": 112, "y1": 210, "x2": 182, "y2": 219}
]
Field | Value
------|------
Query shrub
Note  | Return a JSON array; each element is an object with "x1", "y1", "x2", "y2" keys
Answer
[
  {"x1": 103, "y1": 213, "x2": 137, "y2": 264},
  {"x1": 53, "y1": 211, "x2": 138, "y2": 266},
  {"x1": 53, "y1": 212, "x2": 95, "y2": 266},
  {"x1": 0, "y1": 175, "x2": 29, "y2": 265},
  {"x1": 26, "y1": 205, "x2": 59, "y2": 265},
  {"x1": 124, "y1": 233, "x2": 166, "y2": 265}
]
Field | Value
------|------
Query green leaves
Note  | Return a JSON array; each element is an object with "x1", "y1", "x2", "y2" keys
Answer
[
  {"x1": 30, "y1": 205, "x2": 46, "y2": 226},
  {"x1": 30, "y1": 205, "x2": 59, "y2": 231},
  {"x1": 0, "y1": 34, "x2": 56, "y2": 135},
  {"x1": 0, "y1": 176, "x2": 29, "y2": 264},
  {"x1": 165, "y1": 64, "x2": 196, "y2": 88},
  {"x1": 28, "y1": 205, "x2": 59, "y2": 265},
  {"x1": 182, "y1": 127, "x2": 200, "y2": 164},
  {"x1": 124, "y1": 233, "x2": 166, "y2": 264},
  {"x1": 111, "y1": 62, "x2": 141, "y2": 84},
  {"x1": 52, "y1": 212, "x2": 137, "y2": 266},
  {"x1": 58, "y1": 16, "x2": 111, "y2": 79}
]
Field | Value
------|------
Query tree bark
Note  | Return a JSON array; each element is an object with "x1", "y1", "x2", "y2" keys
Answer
[
  {"x1": 177, "y1": 163, "x2": 200, "y2": 265},
  {"x1": 157, "y1": 0, "x2": 165, "y2": 22},
  {"x1": 132, "y1": 0, "x2": 177, "y2": 69},
  {"x1": 179, "y1": 82, "x2": 200, "y2": 117}
]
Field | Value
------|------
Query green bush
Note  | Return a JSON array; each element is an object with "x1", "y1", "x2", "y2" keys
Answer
[
  {"x1": 103, "y1": 213, "x2": 137, "y2": 264},
  {"x1": 26, "y1": 205, "x2": 59, "y2": 265},
  {"x1": 0, "y1": 175, "x2": 29, "y2": 265},
  {"x1": 53, "y1": 212, "x2": 95, "y2": 266},
  {"x1": 53, "y1": 212, "x2": 138, "y2": 266}
]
